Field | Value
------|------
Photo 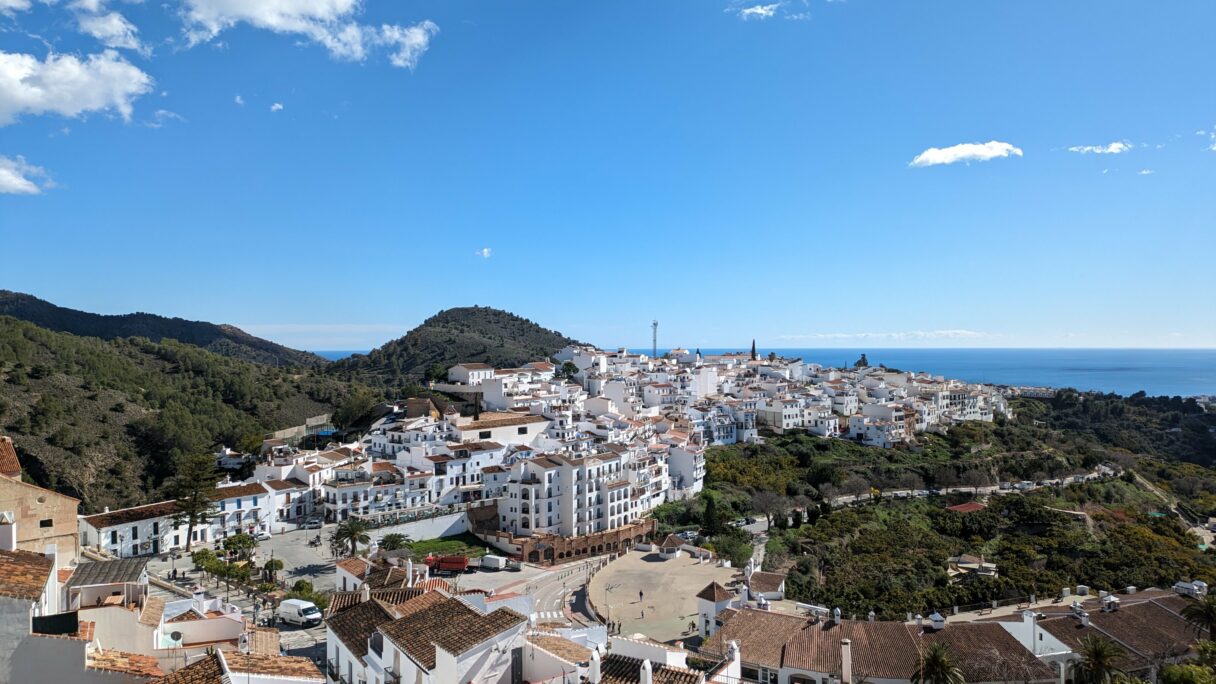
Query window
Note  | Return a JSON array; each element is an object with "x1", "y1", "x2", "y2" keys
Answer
[
  {"x1": 152, "y1": 521, "x2": 159, "y2": 535},
  {"x1": 131, "y1": 526, "x2": 139, "y2": 540},
  {"x1": 39, "y1": 519, "x2": 52, "y2": 528},
  {"x1": 479, "y1": 431, "x2": 492, "y2": 439},
  {"x1": 517, "y1": 426, "x2": 528, "y2": 435}
]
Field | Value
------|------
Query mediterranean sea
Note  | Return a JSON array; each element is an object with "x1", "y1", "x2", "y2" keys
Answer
[
  {"x1": 648, "y1": 348, "x2": 1216, "y2": 398},
  {"x1": 315, "y1": 348, "x2": 1216, "y2": 398}
]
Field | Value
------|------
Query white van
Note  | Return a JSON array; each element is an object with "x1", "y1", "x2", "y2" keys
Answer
[
  {"x1": 480, "y1": 555, "x2": 508, "y2": 571},
  {"x1": 277, "y1": 598, "x2": 322, "y2": 627}
]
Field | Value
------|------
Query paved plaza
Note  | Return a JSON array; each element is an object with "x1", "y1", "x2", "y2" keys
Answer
[{"x1": 588, "y1": 550, "x2": 737, "y2": 643}]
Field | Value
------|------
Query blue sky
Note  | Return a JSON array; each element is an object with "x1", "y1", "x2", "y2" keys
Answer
[{"x1": 2, "y1": 1, "x2": 1214, "y2": 351}]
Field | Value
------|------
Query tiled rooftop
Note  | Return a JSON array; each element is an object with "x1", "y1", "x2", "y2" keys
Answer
[{"x1": 0, "y1": 548, "x2": 53, "y2": 601}]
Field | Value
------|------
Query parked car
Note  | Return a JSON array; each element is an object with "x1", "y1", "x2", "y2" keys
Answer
[
  {"x1": 300, "y1": 519, "x2": 323, "y2": 530},
  {"x1": 277, "y1": 598, "x2": 322, "y2": 627},
  {"x1": 253, "y1": 530, "x2": 271, "y2": 541}
]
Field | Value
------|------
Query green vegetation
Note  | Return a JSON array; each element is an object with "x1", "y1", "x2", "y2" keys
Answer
[
  {"x1": 329, "y1": 306, "x2": 580, "y2": 390},
  {"x1": 0, "y1": 316, "x2": 362, "y2": 511},
  {"x1": 405, "y1": 532, "x2": 492, "y2": 559},
  {"x1": 378, "y1": 533, "x2": 413, "y2": 551},
  {"x1": 1069, "y1": 635, "x2": 1128, "y2": 684},
  {"x1": 330, "y1": 519, "x2": 372, "y2": 557},
  {"x1": 285, "y1": 579, "x2": 329, "y2": 609},
  {"x1": 0, "y1": 290, "x2": 326, "y2": 367},
  {"x1": 683, "y1": 391, "x2": 1216, "y2": 620},
  {"x1": 168, "y1": 453, "x2": 219, "y2": 552},
  {"x1": 911, "y1": 642, "x2": 964, "y2": 684}
]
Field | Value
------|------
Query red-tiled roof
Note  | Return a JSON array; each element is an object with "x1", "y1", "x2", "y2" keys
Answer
[
  {"x1": 0, "y1": 436, "x2": 20, "y2": 478},
  {"x1": 946, "y1": 501, "x2": 987, "y2": 513},
  {"x1": 0, "y1": 548, "x2": 53, "y2": 601}
]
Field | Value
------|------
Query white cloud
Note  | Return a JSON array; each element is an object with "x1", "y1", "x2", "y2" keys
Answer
[
  {"x1": 180, "y1": 0, "x2": 439, "y2": 68},
  {"x1": 738, "y1": 3, "x2": 780, "y2": 20},
  {"x1": 145, "y1": 108, "x2": 185, "y2": 127},
  {"x1": 0, "y1": 0, "x2": 32, "y2": 13},
  {"x1": 475, "y1": 247, "x2": 492, "y2": 259},
  {"x1": 376, "y1": 21, "x2": 440, "y2": 70},
  {"x1": 909, "y1": 140, "x2": 1023, "y2": 167},
  {"x1": 0, "y1": 49, "x2": 152, "y2": 125},
  {"x1": 234, "y1": 94, "x2": 244, "y2": 105},
  {"x1": 1138, "y1": 168, "x2": 1154, "y2": 175},
  {"x1": 76, "y1": 9, "x2": 148, "y2": 54},
  {"x1": 1067, "y1": 140, "x2": 1131, "y2": 155},
  {"x1": 778, "y1": 330, "x2": 992, "y2": 341},
  {"x1": 270, "y1": 102, "x2": 283, "y2": 112},
  {"x1": 0, "y1": 154, "x2": 51, "y2": 194}
]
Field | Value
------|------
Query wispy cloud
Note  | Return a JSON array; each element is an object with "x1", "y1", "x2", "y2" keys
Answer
[
  {"x1": 0, "y1": 154, "x2": 52, "y2": 194},
  {"x1": 1068, "y1": 140, "x2": 1131, "y2": 155},
  {"x1": 234, "y1": 94, "x2": 244, "y2": 106},
  {"x1": 778, "y1": 330, "x2": 993, "y2": 341},
  {"x1": 180, "y1": 0, "x2": 439, "y2": 70},
  {"x1": 909, "y1": 141, "x2": 1022, "y2": 167},
  {"x1": 475, "y1": 247, "x2": 492, "y2": 259},
  {"x1": 1137, "y1": 168, "x2": 1154, "y2": 175},
  {"x1": 144, "y1": 109, "x2": 185, "y2": 128},
  {"x1": 737, "y1": 3, "x2": 780, "y2": 20},
  {"x1": 270, "y1": 102, "x2": 283, "y2": 112}
]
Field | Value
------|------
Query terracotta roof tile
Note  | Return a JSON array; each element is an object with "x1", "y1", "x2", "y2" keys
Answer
[
  {"x1": 82, "y1": 500, "x2": 178, "y2": 529},
  {"x1": 0, "y1": 435, "x2": 20, "y2": 478},
  {"x1": 379, "y1": 596, "x2": 526, "y2": 670},
  {"x1": 0, "y1": 548, "x2": 53, "y2": 601},
  {"x1": 528, "y1": 634, "x2": 592, "y2": 664},
  {"x1": 335, "y1": 557, "x2": 372, "y2": 578},
  {"x1": 599, "y1": 653, "x2": 702, "y2": 684},
  {"x1": 86, "y1": 648, "x2": 166, "y2": 678},
  {"x1": 326, "y1": 598, "x2": 397, "y2": 658},
  {"x1": 225, "y1": 653, "x2": 323, "y2": 680},
  {"x1": 695, "y1": 582, "x2": 733, "y2": 603},
  {"x1": 139, "y1": 596, "x2": 166, "y2": 626},
  {"x1": 151, "y1": 653, "x2": 224, "y2": 683}
]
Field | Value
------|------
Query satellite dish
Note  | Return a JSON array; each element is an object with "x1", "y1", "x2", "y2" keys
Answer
[{"x1": 170, "y1": 631, "x2": 183, "y2": 643}]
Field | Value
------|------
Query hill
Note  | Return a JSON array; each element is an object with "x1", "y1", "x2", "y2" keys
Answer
[
  {"x1": 329, "y1": 306, "x2": 581, "y2": 388},
  {"x1": 0, "y1": 291, "x2": 327, "y2": 368},
  {"x1": 0, "y1": 316, "x2": 360, "y2": 512}
]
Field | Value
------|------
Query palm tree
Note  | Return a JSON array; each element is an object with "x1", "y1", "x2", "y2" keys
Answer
[
  {"x1": 912, "y1": 643, "x2": 964, "y2": 684},
  {"x1": 1070, "y1": 635, "x2": 1127, "y2": 684},
  {"x1": 379, "y1": 533, "x2": 413, "y2": 552},
  {"x1": 331, "y1": 519, "x2": 371, "y2": 557},
  {"x1": 1182, "y1": 595, "x2": 1216, "y2": 641}
]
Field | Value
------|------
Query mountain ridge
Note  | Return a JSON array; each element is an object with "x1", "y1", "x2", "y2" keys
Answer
[
  {"x1": 0, "y1": 291, "x2": 327, "y2": 368},
  {"x1": 329, "y1": 306, "x2": 582, "y2": 388}
]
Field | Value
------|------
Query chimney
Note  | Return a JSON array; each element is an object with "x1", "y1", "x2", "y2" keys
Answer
[
  {"x1": 727, "y1": 640, "x2": 741, "y2": 669},
  {"x1": 360, "y1": 581, "x2": 371, "y2": 603},
  {"x1": 832, "y1": 607, "x2": 841, "y2": 624},
  {"x1": 915, "y1": 614, "x2": 923, "y2": 628},
  {"x1": 406, "y1": 559, "x2": 414, "y2": 587},
  {"x1": 584, "y1": 648, "x2": 601, "y2": 683},
  {"x1": 1080, "y1": 612, "x2": 1090, "y2": 628},
  {"x1": 0, "y1": 512, "x2": 16, "y2": 552},
  {"x1": 841, "y1": 639, "x2": 853, "y2": 684},
  {"x1": 639, "y1": 659, "x2": 653, "y2": 684},
  {"x1": 867, "y1": 611, "x2": 875, "y2": 623}
]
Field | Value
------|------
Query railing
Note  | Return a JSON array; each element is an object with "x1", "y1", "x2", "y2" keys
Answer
[
  {"x1": 384, "y1": 667, "x2": 401, "y2": 684},
  {"x1": 326, "y1": 659, "x2": 339, "y2": 681}
]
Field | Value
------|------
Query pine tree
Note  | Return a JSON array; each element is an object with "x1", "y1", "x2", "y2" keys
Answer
[
  {"x1": 750, "y1": 339, "x2": 757, "y2": 361},
  {"x1": 168, "y1": 453, "x2": 219, "y2": 552}
]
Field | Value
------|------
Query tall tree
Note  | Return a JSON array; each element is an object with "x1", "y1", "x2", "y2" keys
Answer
[
  {"x1": 1183, "y1": 595, "x2": 1216, "y2": 641},
  {"x1": 912, "y1": 643, "x2": 964, "y2": 684},
  {"x1": 168, "y1": 452, "x2": 219, "y2": 552},
  {"x1": 379, "y1": 533, "x2": 413, "y2": 551},
  {"x1": 1069, "y1": 635, "x2": 1127, "y2": 684},
  {"x1": 332, "y1": 518, "x2": 371, "y2": 557},
  {"x1": 750, "y1": 340, "x2": 757, "y2": 361},
  {"x1": 702, "y1": 495, "x2": 724, "y2": 536}
]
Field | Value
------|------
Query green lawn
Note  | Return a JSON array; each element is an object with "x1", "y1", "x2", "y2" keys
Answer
[{"x1": 405, "y1": 532, "x2": 493, "y2": 558}]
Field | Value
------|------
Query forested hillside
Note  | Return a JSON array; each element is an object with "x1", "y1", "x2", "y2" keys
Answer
[
  {"x1": 0, "y1": 317, "x2": 359, "y2": 512},
  {"x1": 329, "y1": 306, "x2": 581, "y2": 389},
  {"x1": 0, "y1": 291, "x2": 327, "y2": 368}
]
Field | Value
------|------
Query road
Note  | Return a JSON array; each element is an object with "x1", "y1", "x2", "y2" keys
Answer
[{"x1": 522, "y1": 557, "x2": 603, "y2": 626}]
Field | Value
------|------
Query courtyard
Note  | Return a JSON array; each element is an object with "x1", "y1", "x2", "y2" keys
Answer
[{"x1": 587, "y1": 550, "x2": 737, "y2": 643}]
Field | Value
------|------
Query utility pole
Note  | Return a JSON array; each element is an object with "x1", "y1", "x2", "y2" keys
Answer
[{"x1": 651, "y1": 320, "x2": 658, "y2": 358}]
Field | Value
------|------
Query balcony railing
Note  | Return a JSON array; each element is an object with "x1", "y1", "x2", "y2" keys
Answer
[
  {"x1": 384, "y1": 667, "x2": 401, "y2": 684},
  {"x1": 327, "y1": 659, "x2": 339, "y2": 681}
]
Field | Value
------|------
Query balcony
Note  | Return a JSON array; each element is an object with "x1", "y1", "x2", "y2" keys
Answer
[
  {"x1": 384, "y1": 667, "x2": 401, "y2": 684},
  {"x1": 327, "y1": 659, "x2": 339, "y2": 681}
]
